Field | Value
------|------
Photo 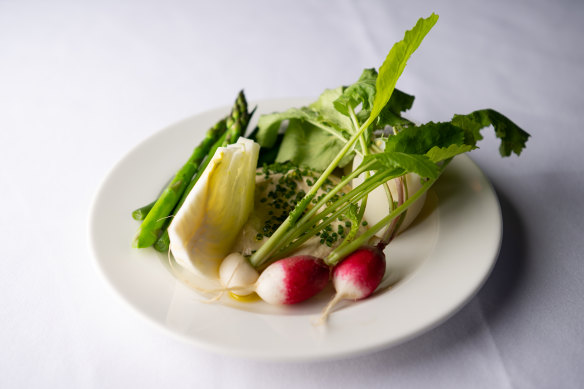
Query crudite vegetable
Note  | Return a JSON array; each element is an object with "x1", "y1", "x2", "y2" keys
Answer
[
  {"x1": 218, "y1": 254, "x2": 330, "y2": 305},
  {"x1": 168, "y1": 137, "x2": 259, "y2": 277},
  {"x1": 131, "y1": 13, "x2": 529, "y2": 321},
  {"x1": 132, "y1": 91, "x2": 253, "y2": 251}
]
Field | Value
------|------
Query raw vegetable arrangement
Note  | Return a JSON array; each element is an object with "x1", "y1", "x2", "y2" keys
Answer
[{"x1": 131, "y1": 14, "x2": 529, "y2": 321}]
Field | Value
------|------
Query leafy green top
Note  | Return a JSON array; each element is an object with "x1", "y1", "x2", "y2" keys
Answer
[{"x1": 249, "y1": 13, "x2": 529, "y2": 268}]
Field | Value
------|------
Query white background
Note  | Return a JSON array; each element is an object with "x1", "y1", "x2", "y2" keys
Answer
[{"x1": 1, "y1": 0, "x2": 583, "y2": 387}]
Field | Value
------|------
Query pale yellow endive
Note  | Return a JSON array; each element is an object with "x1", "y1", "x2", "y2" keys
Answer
[{"x1": 168, "y1": 137, "x2": 260, "y2": 278}]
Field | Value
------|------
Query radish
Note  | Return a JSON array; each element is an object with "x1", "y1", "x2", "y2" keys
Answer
[
  {"x1": 319, "y1": 246, "x2": 386, "y2": 322},
  {"x1": 216, "y1": 253, "x2": 330, "y2": 305},
  {"x1": 255, "y1": 255, "x2": 330, "y2": 305},
  {"x1": 219, "y1": 253, "x2": 259, "y2": 296}
]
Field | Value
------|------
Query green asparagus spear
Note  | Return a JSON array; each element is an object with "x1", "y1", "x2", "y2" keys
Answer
[
  {"x1": 132, "y1": 200, "x2": 155, "y2": 221},
  {"x1": 131, "y1": 175, "x2": 176, "y2": 220},
  {"x1": 224, "y1": 90, "x2": 249, "y2": 144},
  {"x1": 132, "y1": 118, "x2": 228, "y2": 248},
  {"x1": 153, "y1": 91, "x2": 253, "y2": 252}
]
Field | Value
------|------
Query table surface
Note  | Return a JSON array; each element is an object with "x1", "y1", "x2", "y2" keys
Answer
[{"x1": 2, "y1": 1, "x2": 583, "y2": 388}]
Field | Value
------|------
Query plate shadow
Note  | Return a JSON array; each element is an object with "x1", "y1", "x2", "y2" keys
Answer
[{"x1": 476, "y1": 183, "x2": 527, "y2": 321}]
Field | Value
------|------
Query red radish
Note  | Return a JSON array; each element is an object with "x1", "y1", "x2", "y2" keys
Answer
[
  {"x1": 172, "y1": 253, "x2": 329, "y2": 305},
  {"x1": 255, "y1": 255, "x2": 330, "y2": 305},
  {"x1": 319, "y1": 246, "x2": 386, "y2": 322}
]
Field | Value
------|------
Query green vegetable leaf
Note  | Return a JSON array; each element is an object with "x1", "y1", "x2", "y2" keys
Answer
[
  {"x1": 385, "y1": 88, "x2": 416, "y2": 114},
  {"x1": 256, "y1": 88, "x2": 356, "y2": 151},
  {"x1": 385, "y1": 121, "x2": 466, "y2": 155},
  {"x1": 451, "y1": 109, "x2": 530, "y2": 156},
  {"x1": 331, "y1": 63, "x2": 416, "y2": 131},
  {"x1": 308, "y1": 87, "x2": 354, "y2": 134},
  {"x1": 365, "y1": 13, "x2": 439, "y2": 129},
  {"x1": 333, "y1": 68, "x2": 378, "y2": 116},
  {"x1": 425, "y1": 144, "x2": 475, "y2": 163},
  {"x1": 365, "y1": 152, "x2": 439, "y2": 179},
  {"x1": 249, "y1": 12, "x2": 531, "y2": 270},
  {"x1": 256, "y1": 107, "x2": 319, "y2": 148},
  {"x1": 275, "y1": 119, "x2": 353, "y2": 171},
  {"x1": 374, "y1": 88, "x2": 415, "y2": 129}
]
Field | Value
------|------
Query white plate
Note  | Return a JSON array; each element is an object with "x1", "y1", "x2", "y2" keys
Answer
[{"x1": 88, "y1": 98, "x2": 501, "y2": 361}]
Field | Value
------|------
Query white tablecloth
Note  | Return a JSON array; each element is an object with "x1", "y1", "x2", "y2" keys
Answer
[{"x1": 2, "y1": 0, "x2": 582, "y2": 387}]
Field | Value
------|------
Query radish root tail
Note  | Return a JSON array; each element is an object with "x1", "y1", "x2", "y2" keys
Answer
[{"x1": 316, "y1": 293, "x2": 345, "y2": 325}]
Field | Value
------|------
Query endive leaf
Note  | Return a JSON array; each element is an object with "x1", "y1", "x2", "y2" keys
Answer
[{"x1": 168, "y1": 138, "x2": 260, "y2": 277}]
